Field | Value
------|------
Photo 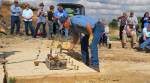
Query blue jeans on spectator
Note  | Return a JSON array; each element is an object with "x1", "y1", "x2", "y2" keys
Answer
[
  {"x1": 81, "y1": 23, "x2": 104, "y2": 67},
  {"x1": 64, "y1": 28, "x2": 69, "y2": 39},
  {"x1": 34, "y1": 22, "x2": 47, "y2": 38},
  {"x1": 140, "y1": 38, "x2": 150, "y2": 49},
  {"x1": 48, "y1": 21, "x2": 53, "y2": 39},
  {"x1": 11, "y1": 16, "x2": 21, "y2": 34},
  {"x1": 24, "y1": 21, "x2": 35, "y2": 37}
]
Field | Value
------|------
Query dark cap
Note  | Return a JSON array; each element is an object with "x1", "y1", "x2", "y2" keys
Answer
[
  {"x1": 39, "y1": 2, "x2": 44, "y2": 6},
  {"x1": 24, "y1": 3, "x2": 29, "y2": 7},
  {"x1": 14, "y1": 0, "x2": 18, "y2": 3},
  {"x1": 57, "y1": 3, "x2": 62, "y2": 6},
  {"x1": 50, "y1": 5, "x2": 54, "y2": 9}
]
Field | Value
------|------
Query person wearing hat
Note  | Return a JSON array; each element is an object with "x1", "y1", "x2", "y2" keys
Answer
[
  {"x1": 122, "y1": 11, "x2": 138, "y2": 48},
  {"x1": 34, "y1": 3, "x2": 47, "y2": 38},
  {"x1": 22, "y1": 3, "x2": 35, "y2": 37},
  {"x1": 60, "y1": 15, "x2": 105, "y2": 72},
  {"x1": 47, "y1": 5, "x2": 55, "y2": 39},
  {"x1": 53, "y1": 4, "x2": 68, "y2": 37},
  {"x1": 10, "y1": 0, "x2": 22, "y2": 35}
]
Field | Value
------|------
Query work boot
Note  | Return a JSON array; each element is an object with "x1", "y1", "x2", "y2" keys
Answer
[
  {"x1": 108, "y1": 43, "x2": 112, "y2": 49},
  {"x1": 137, "y1": 48, "x2": 144, "y2": 52},
  {"x1": 145, "y1": 46, "x2": 150, "y2": 53},
  {"x1": 90, "y1": 65, "x2": 100, "y2": 72},
  {"x1": 132, "y1": 43, "x2": 136, "y2": 49},
  {"x1": 122, "y1": 43, "x2": 127, "y2": 48}
]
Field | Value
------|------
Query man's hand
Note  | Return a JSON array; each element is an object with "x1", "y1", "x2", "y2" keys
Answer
[
  {"x1": 86, "y1": 22, "x2": 93, "y2": 45},
  {"x1": 89, "y1": 35, "x2": 93, "y2": 45},
  {"x1": 143, "y1": 37, "x2": 147, "y2": 41}
]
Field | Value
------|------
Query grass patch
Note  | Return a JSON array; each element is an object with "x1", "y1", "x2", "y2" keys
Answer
[
  {"x1": 110, "y1": 35, "x2": 119, "y2": 41},
  {"x1": 8, "y1": 77, "x2": 16, "y2": 83}
]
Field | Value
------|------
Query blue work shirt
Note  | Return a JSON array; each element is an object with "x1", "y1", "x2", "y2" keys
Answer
[
  {"x1": 54, "y1": 10, "x2": 68, "y2": 18},
  {"x1": 70, "y1": 15, "x2": 95, "y2": 34},
  {"x1": 11, "y1": 4, "x2": 22, "y2": 16}
]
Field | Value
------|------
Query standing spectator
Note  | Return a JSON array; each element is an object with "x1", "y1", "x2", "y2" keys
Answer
[
  {"x1": 47, "y1": 5, "x2": 55, "y2": 39},
  {"x1": 122, "y1": 11, "x2": 138, "y2": 48},
  {"x1": 141, "y1": 12, "x2": 150, "y2": 29},
  {"x1": 118, "y1": 12, "x2": 128, "y2": 40},
  {"x1": 54, "y1": 4, "x2": 68, "y2": 36},
  {"x1": 99, "y1": 19, "x2": 111, "y2": 47},
  {"x1": 22, "y1": 3, "x2": 35, "y2": 37},
  {"x1": 127, "y1": 12, "x2": 138, "y2": 30},
  {"x1": 10, "y1": 0, "x2": 22, "y2": 35},
  {"x1": 34, "y1": 3, "x2": 47, "y2": 38}
]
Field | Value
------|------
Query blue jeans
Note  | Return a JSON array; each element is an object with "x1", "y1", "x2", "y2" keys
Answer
[
  {"x1": 35, "y1": 22, "x2": 47, "y2": 38},
  {"x1": 81, "y1": 22, "x2": 104, "y2": 67},
  {"x1": 81, "y1": 35, "x2": 89, "y2": 65},
  {"x1": 11, "y1": 16, "x2": 21, "y2": 34},
  {"x1": 64, "y1": 28, "x2": 69, "y2": 38},
  {"x1": 24, "y1": 21, "x2": 35, "y2": 36},
  {"x1": 140, "y1": 38, "x2": 150, "y2": 49},
  {"x1": 48, "y1": 21, "x2": 53, "y2": 38}
]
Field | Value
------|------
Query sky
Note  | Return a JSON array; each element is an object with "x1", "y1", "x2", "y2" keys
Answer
[{"x1": 4, "y1": 0, "x2": 150, "y2": 21}]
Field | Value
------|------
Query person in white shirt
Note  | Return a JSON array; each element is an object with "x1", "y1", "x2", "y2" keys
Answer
[
  {"x1": 22, "y1": 3, "x2": 35, "y2": 37},
  {"x1": 101, "y1": 19, "x2": 111, "y2": 47},
  {"x1": 122, "y1": 11, "x2": 138, "y2": 48}
]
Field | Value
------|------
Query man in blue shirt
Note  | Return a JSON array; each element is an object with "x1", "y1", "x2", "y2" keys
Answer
[
  {"x1": 54, "y1": 4, "x2": 68, "y2": 37},
  {"x1": 54, "y1": 4, "x2": 67, "y2": 19},
  {"x1": 60, "y1": 15, "x2": 105, "y2": 72},
  {"x1": 10, "y1": 0, "x2": 22, "y2": 35}
]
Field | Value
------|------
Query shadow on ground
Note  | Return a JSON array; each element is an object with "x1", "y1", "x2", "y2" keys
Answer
[
  {"x1": 0, "y1": 51, "x2": 20, "y2": 58},
  {"x1": 63, "y1": 51, "x2": 82, "y2": 62}
]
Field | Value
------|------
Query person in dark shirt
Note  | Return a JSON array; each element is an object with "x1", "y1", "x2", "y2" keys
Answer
[
  {"x1": 47, "y1": 5, "x2": 55, "y2": 39},
  {"x1": 118, "y1": 12, "x2": 128, "y2": 40},
  {"x1": 141, "y1": 12, "x2": 150, "y2": 29}
]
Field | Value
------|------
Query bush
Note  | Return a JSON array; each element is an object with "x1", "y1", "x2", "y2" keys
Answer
[
  {"x1": 110, "y1": 35, "x2": 119, "y2": 41},
  {"x1": 137, "y1": 16, "x2": 142, "y2": 30},
  {"x1": 8, "y1": 77, "x2": 16, "y2": 83},
  {"x1": 109, "y1": 19, "x2": 118, "y2": 29}
]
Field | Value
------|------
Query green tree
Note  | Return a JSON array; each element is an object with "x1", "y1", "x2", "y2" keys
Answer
[{"x1": 109, "y1": 19, "x2": 118, "y2": 29}]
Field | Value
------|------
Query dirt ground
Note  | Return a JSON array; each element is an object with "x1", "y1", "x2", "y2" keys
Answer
[
  {"x1": 1, "y1": 3, "x2": 150, "y2": 83},
  {"x1": 0, "y1": 34, "x2": 150, "y2": 83}
]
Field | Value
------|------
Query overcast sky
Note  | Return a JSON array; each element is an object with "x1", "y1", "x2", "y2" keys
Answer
[{"x1": 4, "y1": 0, "x2": 150, "y2": 21}]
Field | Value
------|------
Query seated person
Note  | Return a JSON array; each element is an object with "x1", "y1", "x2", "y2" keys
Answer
[
  {"x1": 140, "y1": 24, "x2": 150, "y2": 50},
  {"x1": 122, "y1": 12, "x2": 138, "y2": 48}
]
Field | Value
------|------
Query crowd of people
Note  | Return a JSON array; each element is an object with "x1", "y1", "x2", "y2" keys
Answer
[
  {"x1": 0, "y1": 0, "x2": 149, "y2": 49},
  {"x1": 1, "y1": 0, "x2": 68, "y2": 39},
  {"x1": 118, "y1": 11, "x2": 150, "y2": 52},
  {"x1": 0, "y1": 0, "x2": 150, "y2": 72},
  {"x1": 0, "y1": 0, "x2": 149, "y2": 51}
]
